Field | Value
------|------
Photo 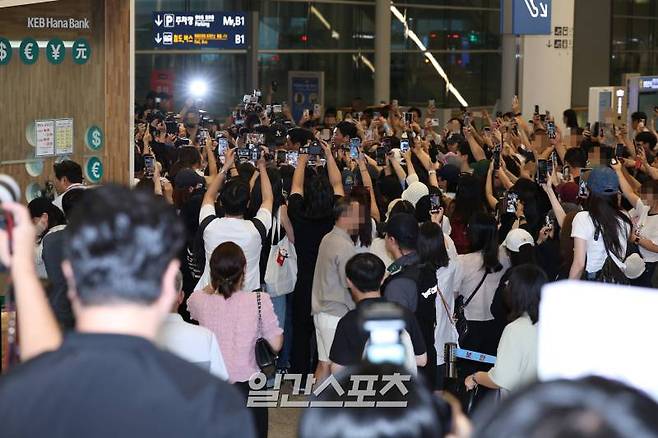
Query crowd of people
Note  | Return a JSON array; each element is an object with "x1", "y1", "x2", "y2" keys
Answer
[{"x1": 1, "y1": 90, "x2": 658, "y2": 437}]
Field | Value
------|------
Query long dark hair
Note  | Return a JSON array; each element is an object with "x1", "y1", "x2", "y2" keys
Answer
[
  {"x1": 418, "y1": 222, "x2": 450, "y2": 270},
  {"x1": 209, "y1": 242, "x2": 246, "y2": 298},
  {"x1": 468, "y1": 212, "x2": 502, "y2": 273},
  {"x1": 452, "y1": 174, "x2": 485, "y2": 223},
  {"x1": 248, "y1": 166, "x2": 284, "y2": 218},
  {"x1": 504, "y1": 264, "x2": 546, "y2": 324},
  {"x1": 584, "y1": 193, "x2": 632, "y2": 259},
  {"x1": 349, "y1": 185, "x2": 373, "y2": 247},
  {"x1": 301, "y1": 168, "x2": 335, "y2": 219},
  {"x1": 509, "y1": 243, "x2": 538, "y2": 267}
]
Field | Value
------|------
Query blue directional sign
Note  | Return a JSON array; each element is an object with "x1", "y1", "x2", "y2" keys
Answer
[
  {"x1": 511, "y1": 0, "x2": 551, "y2": 35},
  {"x1": 152, "y1": 12, "x2": 247, "y2": 49}
]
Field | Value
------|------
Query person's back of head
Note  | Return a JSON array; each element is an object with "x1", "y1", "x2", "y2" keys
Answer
[
  {"x1": 468, "y1": 212, "x2": 502, "y2": 273},
  {"x1": 299, "y1": 363, "x2": 452, "y2": 438},
  {"x1": 288, "y1": 128, "x2": 315, "y2": 147},
  {"x1": 473, "y1": 377, "x2": 658, "y2": 438},
  {"x1": 28, "y1": 197, "x2": 65, "y2": 232},
  {"x1": 563, "y1": 109, "x2": 579, "y2": 129},
  {"x1": 345, "y1": 253, "x2": 385, "y2": 295},
  {"x1": 53, "y1": 160, "x2": 83, "y2": 185},
  {"x1": 417, "y1": 221, "x2": 449, "y2": 270},
  {"x1": 61, "y1": 188, "x2": 86, "y2": 221},
  {"x1": 503, "y1": 264, "x2": 545, "y2": 324},
  {"x1": 220, "y1": 179, "x2": 250, "y2": 217},
  {"x1": 631, "y1": 111, "x2": 647, "y2": 125},
  {"x1": 564, "y1": 148, "x2": 587, "y2": 169},
  {"x1": 454, "y1": 174, "x2": 485, "y2": 222},
  {"x1": 304, "y1": 173, "x2": 334, "y2": 218},
  {"x1": 209, "y1": 242, "x2": 246, "y2": 299},
  {"x1": 336, "y1": 121, "x2": 358, "y2": 139},
  {"x1": 636, "y1": 131, "x2": 657, "y2": 150},
  {"x1": 64, "y1": 184, "x2": 185, "y2": 306}
]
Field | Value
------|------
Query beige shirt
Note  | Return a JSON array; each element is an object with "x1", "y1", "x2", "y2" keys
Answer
[{"x1": 311, "y1": 226, "x2": 357, "y2": 317}]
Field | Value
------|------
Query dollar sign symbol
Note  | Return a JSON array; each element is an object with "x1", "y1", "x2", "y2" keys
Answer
[
  {"x1": 0, "y1": 41, "x2": 7, "y2": 62},
  {"x1": 92, "y1": 130, "x2": 101, "y2": 147}
]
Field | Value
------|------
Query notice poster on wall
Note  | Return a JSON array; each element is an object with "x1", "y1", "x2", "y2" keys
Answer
[
  {"x1": 288, "y1": 71, "x2": 324, "y2": 124},
  {"x1": 35, "y1": 120, "x2": 55, "y2": 157},
  {"x1": 55, "y1": 118, "x2": 74, "y2": 155}
]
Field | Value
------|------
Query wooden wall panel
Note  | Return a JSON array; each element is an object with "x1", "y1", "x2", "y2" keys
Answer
[{"x1": 0, "y1": 0, "x2": 131, "y2": 197}]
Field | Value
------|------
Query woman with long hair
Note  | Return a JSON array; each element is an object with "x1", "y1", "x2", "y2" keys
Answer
[
  {"x1": 449, "y1": 174, "x2": 486, "y2": 254},
  {"x1": 188, "y1": 242, "x2": 283, "y2": 438},
  {"x1": 569, "y1": 167, "x2": 632, "y2": 280}
]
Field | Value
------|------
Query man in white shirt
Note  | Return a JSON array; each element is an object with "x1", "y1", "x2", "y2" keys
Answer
[
  {"x1": 156, "y1": 272, "x2": 229, "y2": 379},
  {"x1": 196, "y1": 148, "x2": 273, "y2": 292},
  {"x1": 52, "y1": 160, "x2": 86, "y2": 211}
]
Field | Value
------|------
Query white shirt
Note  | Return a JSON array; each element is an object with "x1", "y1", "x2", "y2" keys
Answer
[
  {"x1": 370, "y1": 232, "x2": 458, "y2": 271},
  {"x1": 455, "y1": 247, "x2": 510, "y2": 321},
  {"x1": 630, "y1": 198, "x2": 658, "y2": 263},
  {"x1": 196, "y1": 204, "x2": 272, "y2": 292},
  {"x1": 35, "y1": 224, "x2": 66, "y2": 279},
  {"x1": 52, "y1": 183, "x2": 86, "y2": 212},
  {"x1": 155, "y1": 313, "x2": 229, "y2": 380},
  {"x1": 434, "y1": 257, "x2": 461, "y2": 365},
  {"x1": 571, "y1": 211, "x2": 630, "y2": 273},
  {"x1": 488, "y1": 314, "x2": 538, "y2": 393}
]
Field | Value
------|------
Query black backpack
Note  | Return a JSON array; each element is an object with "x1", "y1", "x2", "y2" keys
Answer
[{"x1": 188, "y1": 215, "x2": 217, "y2": 281}]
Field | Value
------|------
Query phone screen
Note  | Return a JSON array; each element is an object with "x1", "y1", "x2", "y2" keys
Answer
[
  {"x1": 430, "y1": 194, "x2": 441, "y2": 213},
  {"x1": 616, "y1": 143, "x2": 624, "y2": 157},
  {"x1": 144, "y1": 155, "x2": 155, "y2": 177},
  {"x1": 350, "y1": 138, "x2": 361, "y2": 159},
  {"x1": 286, "y1": 151, "x2": 299, "y2": 166},
  {"x1": 506, "y1": 192, "x2": 518, "y2": 214},
  {"x1": 493, "y1": 146, "x2": 501, "y2": 170},
  {"x1": 400, "y1": 139, "x2": 410, "y2": 153},
  {"x1": 218, "y1": 138, "x2": 229, "y2": 156},
  {"x1": 537, "y1": 159, "x2": 548, "y2": 184}
]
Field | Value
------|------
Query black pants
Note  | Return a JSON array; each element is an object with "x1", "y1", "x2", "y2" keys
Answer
[
  {"x1": 235, "y1": 381, "x2": 268, "y2": 438},
  {"x1": 290, "y1": 277, "x2": 316, "y2": 375},
  {"x1": 632, "y1": 261, "x2": 657, "y2": 288}
]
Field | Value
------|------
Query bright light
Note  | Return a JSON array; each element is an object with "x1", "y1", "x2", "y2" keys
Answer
[{"x1": 189, "y1": 79, "x2": 208, "y2": 98}]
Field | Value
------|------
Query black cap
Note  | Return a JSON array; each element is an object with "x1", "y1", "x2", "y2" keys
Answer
[
  {"x1": 174, "y1": 169, "x2": 205, "y2": 190},
  {"x1": 384, "y1": 213, "x2": 419, "y2": 250}
]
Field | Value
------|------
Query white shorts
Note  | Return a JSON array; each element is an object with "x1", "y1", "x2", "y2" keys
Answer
[{"x1": 313, "y1": 312, "x2": 341, "y2": 362}]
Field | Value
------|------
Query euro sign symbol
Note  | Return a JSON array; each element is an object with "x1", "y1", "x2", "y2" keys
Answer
[
  {"x1": 24, "y1": 43, "x2": 34, "y2": 60},
  {"x1": 92, "y1": 130, "x2": 101, "y2": 147},
  {"x1": 91, "y1": 162, "x2": 101, "y2": 178},
  {"x1": 0, "y1": 42, "x2": 7, "y2": 61},
  {"x1": 50, "y1": 43, "x2": 61, "y2": 60}
]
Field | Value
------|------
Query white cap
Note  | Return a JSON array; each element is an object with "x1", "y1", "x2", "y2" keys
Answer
[
  {"x1": 624, "y1": 253, "x2": 646, "y2": 280},
  {"x1": 503, "y1": 228, "x2": 535, "y2": 252},
  {"x1": 401, "y1": 181, "x2": 429, "y2": 207}
]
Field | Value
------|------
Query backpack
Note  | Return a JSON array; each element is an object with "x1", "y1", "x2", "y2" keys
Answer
[
  {"x1": 592, "y1": 228, "x2": 629, "y2": 285},
  {"x1": 264, "y1": 211, "x2": 297, "y2": 297},
  {"x1": 189, "y1": 215, "x2": 217, "y2": 282}
]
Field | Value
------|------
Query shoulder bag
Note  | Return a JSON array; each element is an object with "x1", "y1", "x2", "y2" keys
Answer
[
  {"x1": 454, "y1": 272, "x2": 488, "y2": 344},
  {"x1": 255, "y1": 292, "x2": 278, "y2": 378}
]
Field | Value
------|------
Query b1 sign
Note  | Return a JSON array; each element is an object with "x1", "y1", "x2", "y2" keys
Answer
[{"x1": 502, "y1": 0, "x2": 552, "y2": 35}]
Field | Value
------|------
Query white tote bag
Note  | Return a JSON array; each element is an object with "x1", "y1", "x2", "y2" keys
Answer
[{"x1": 264, "y1": 211, "x2": 298, "y2": 297}]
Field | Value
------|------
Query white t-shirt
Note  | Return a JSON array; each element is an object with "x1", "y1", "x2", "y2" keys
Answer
[
  {"x1": 52, "y1": 183, "x2": 86, "y2": 212},
  {"x1": 630, "y1": 198, "x2": 658, "y2": 263},
  {"x1": 571, "y1": 211, "x2": 630, "y2": 273},
  {"x1": 156, "y1": 313, "x2": 229, "y2": 380},
  {"x1": 488, "y1": 314, "x2": 538, "y2": 393},
  {"x1": 455, "y1": 246, "x2": 510, "y2": 321},
  {"x1": 434, "y1": 258, "x2": 461, "y2": 366},
  {"x1": 196, "y1": 204, "x2": 272, "y2": 292}
]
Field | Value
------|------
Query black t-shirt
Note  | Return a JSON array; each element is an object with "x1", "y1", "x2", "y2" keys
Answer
[
  {"x1": 0, "y1": 333, "x2": 255, "y2": 438},
  {"x1": 287, "y1": 192, "x2": 341, "y2": 264},
  {"x1": 329, "y1": 297, "x2": 426, "y2": 367}
]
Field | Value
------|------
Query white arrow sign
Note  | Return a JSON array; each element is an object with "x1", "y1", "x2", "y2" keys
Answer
[
  {"x1": 155, "y1": 15, "x2": 163, "y2": 26},
  {"x1": 524, "y1": 0, "x2": 540, "y2": 18},
  {"x1": 155, "y1": 33, "x2": 162, "y2": 44},
  {"x1": 539, "y1": 2, "x2": 548, "y2": 17}
]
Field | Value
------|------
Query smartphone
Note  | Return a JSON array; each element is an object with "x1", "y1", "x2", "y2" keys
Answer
[
  {"x1": 592, "y1": 122, "x2": 600, "y2": 138},
  {"x1": 610, "y1": 157, "x2": 619, "y2": 166},
  {"x1": 336, "y1": 110, "x2": 343, "y2": 121},
  {"x1": 321, "y1": 128, "x2": 331, "y2": 141},
  {"x1": 217, "y1": 138, "x2": 229, "y2": 156},
  {"x1": 506, "y1": 192, "x2": 519, "y2": 214},
  {"x1": 616, "y1": 143, "x2": 625, "y2": 158},
  {"x1": 404, "y1": 112, "x2": 413, "y2": 124},
  {"x1": 144, "y1": 154, "x2": 155, "y2": 177},
  {"x1": 276, "y1": 150, "x2": 286, "y2": 164},
  {"x1": 400, "y1": 139, "x2": 410, "y2": 153},
  {"x1": 430, "y1": 194, "x2": 441, "y2": 214},
  {"x1": 483, "y1": 126, "x2": 491, "y2": 134},
  {"x1": 428, "y1": 99, "x2": 435, "y2": 108},
  {"x1": 534, "y1": 105, "x2": 540, "y2": 116},
  {"x1": 429, "y1": 144, "x2": 439, "y2": 163},
  {"x1": 249, "y1": 144, "x2": 260, "y2": 162},
  {"x1": 579, "y1": 168, "x2": 592, "y2": 198},
  {"x1": 430, "y1": 118, "x2": 440, "y2": 127},
  {"x1": 313, "y1": 104, "x2": 321, "y2": 118},
  {"x1": 545, "y1": 214, "x2": 553, "y2": 230},
  {"x1": 308, "y1": 140, "x2": 322, "y2": 156},
  {"x1": 392, "y1": 99, "x2": 398, "y2": 107},
  {"x1": 547, "y1": 121, "x2": 557, "y2": 139},
  {"x1": 463, "y1": 113, "x2": 471, "y2": 127},
  {"x1": 375, "y1": 147, "x2": 386, "y2": 166},
  {"x1": 537, "y1": 159, "x2": 549, "y2": 184},
  {"x1": 286, "y1": 151, "x2": 299, "y2": 166},
  {"x1": 237, "y1": 146, "x2": 251, "y2": 162},
  {"x1": 273, "y1": 104, "x2": 282, "y2": 114},
  {"x1": 350, "y1": 138, "x2": 361, "y2": 159},
  {"x1": 493, "y1": 145, "x2": 501, "y2": 170}
]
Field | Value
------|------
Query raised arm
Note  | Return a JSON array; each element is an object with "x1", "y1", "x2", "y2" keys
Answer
[
  {"x1": 464, "y1": 126, "x2": 486, "y2": 162},
  {"x1": 204, "y1": 132, "x2": 218, "y2": 178},
  {"x1": 485, "y1": 162, "x2": 499, "y2": 210},
  {"x1": 0, "y1": 203, "x2": 62, "y2": 360},
  {"x1": 357, "y1": 152, "x2": 381, "y2": 223},
  {"x1": 202, "y1": 148, "x2": 234, "y2": 207},
  {"x1": 389, "y1": 154, "x2": 407, "y2": 188},
  {"x1": 612, "y1": 160, "x2": 640, "y2": 207},
  {"x1": 257, "y1": 150, "x2": 274, "y2": 213},
  {"x1": 291, "y1": 153, "x2": 308, "y2": 196},
  {"x1": 541, "y1": 182, "x2": 567, "y2": 228},
  {"x1": 321, "y1": 140, "x2": 345, "y2": 197}
]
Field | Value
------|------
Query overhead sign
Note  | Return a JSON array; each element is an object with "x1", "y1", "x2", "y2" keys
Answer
[
  {"x1": 0, "y1": 36, "x2": 12, "y2": 65},
  {"x1": 501, "y1": 0, "x2": 551, "y2": 35},
  {"x1": 152, "y1": 12, "x2": 247, "y2": 49},
  {"x1": 85, "y1": 156, "x2": 103, "y2": 184}
]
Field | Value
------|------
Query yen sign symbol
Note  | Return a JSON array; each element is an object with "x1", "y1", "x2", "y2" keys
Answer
[
  {"x1": 46, "y1": 38, "x2": 65, "y2": 64},
  {"x1": 72, "y1": 38, "x2": 91, "y2": 64},
  {"x1": 19, "y1": 37, "x2": 39, "y2": 64}
]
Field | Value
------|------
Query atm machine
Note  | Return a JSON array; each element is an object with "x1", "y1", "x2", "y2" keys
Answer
[{"x1": 626, "y1": 75, "x2": 658, "y2": 128}]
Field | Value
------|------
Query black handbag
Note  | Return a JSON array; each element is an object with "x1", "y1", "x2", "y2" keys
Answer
[
  {"x1": 591, "y1": 228, "x2": 629, "y2": 285},
  {"x1": 255, "y1": 292, "x2": 278, "y2": 378},
  {"x1": 454, "y1": 272, "x2": 488, "y2": 344}
]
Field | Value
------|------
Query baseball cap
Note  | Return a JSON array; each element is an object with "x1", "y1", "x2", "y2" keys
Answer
[
  {"x1": 401, "y1": 181, "x2": 429, "y2": 207},
  {"x1": 503, "y1": 228, "x2": 535, "y2": 252},
  {"x1": 587, "y1": 166, "x2": 619, "y2": 196},
  {"x1": 384, "y1": 213, "x2": 419, "y2": 248},
  {"x1": 437, "y1": 164, "x2": 460, "y2": 187},
  {"x1": 174, "y1": 169, "x2": 205, "y2": 190}
]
